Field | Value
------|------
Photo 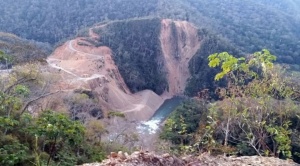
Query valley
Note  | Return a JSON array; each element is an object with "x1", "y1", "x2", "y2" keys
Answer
[
  {"x1": 46, "y1": 18, "x2": 207, "y2": 121},
  {"x1": 1, "y1": 1, "x2": 300, "y2": 165}
]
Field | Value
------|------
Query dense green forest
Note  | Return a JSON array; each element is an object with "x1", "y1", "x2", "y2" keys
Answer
[
  {"x1": 0, "y1": 33, "x2": 49, "y2": 67},
  {"x1": 158, "y1": 0, "x2": 300, "y2": 64},
  {"x1": 0, "y1": 0, "x2": 299, "y2": 64},
  {"x1": 0, "y1": 0, "x2": 158, "y2": 44},
  {"x1": 91, "y1": 18, "x2": 168, "y2": 95}
]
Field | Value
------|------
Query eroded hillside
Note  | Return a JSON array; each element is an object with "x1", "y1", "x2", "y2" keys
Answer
[
  {"x1": 47, "y1": 18, "x2": 234, "y2": 120},
  {"x1": 160, "y1": 19, "x2": 200, "y2": 95}
]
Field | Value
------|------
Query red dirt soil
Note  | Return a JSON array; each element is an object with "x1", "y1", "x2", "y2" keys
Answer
[
  {"x1": 47, "y1": 19, "x2": 202, "y2": 120},
  {"x1": 160, "y1": 19, "x2": 201, "y2": 97},
  {"x1": 47, "y1": 29, "x2": 163, "y2": 120}
]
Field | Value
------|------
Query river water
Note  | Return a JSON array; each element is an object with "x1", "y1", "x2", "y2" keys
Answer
[{"x1": 137, "y1": 96, "x2": 184, "y2": 134}]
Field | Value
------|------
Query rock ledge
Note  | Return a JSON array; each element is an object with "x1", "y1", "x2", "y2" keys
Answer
[{"x1": 80, "y1": 151, "x2": 299, "y2": 166}]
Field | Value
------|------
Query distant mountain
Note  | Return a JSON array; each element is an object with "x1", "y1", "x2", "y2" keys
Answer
[{"x1": 0, "y1": 0, "x2": 299, "y2": 64}]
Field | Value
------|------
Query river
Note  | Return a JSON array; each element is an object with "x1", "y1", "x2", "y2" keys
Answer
[{"x1": 138, "y1": 96, "x2": 184, "y2": 134}]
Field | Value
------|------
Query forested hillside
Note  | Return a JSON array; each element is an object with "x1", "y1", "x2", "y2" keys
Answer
[
  {"x1": 0, "y1": 32, "x2": 48, "y2": 67},
  {"x1": 91, "y1": 18, "x2": 167, "y2": 95},
  {"x1": 158, "y1": 0, "x2": 300, "y2": 64},
  {"x1": 0, "y1": 0, "x2": 299, "y2": 64},
  {"x1": 0, "y1": 0, "x2": 158, "y2": 44}
]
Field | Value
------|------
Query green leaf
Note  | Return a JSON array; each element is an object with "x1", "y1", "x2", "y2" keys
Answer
[{"x1": 208, "y1": 57, "x2": 220, "y2": 67}]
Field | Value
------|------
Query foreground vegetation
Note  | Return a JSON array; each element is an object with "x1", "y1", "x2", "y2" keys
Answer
[
  {"x1": 0, "y1": 59, "x2": 108, "y2": 165},
  {"x1": 0, "y1": 51, "x2": 152, "y2": 165},
  {"x1": 161, "y1": 50, "x2": 300, "y2": 163}
]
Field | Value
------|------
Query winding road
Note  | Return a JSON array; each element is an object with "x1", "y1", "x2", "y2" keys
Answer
[
  {"x1": 47, "y1": 40, "x2": 105, "y2": 82},
  {"x1": 68, "y1": 40, "x2": 103, "y2": 58},
  {"x1": 48, "y1": 38, "x2": 163, "y2": 119}
]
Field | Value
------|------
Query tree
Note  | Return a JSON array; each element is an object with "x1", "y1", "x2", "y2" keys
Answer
[
  {"x1": 0, "y1": 62, "x2": 60, "y2": 116},
  {"x1": 0, "y1": 55, "x2": 84, "y2": 165},
  {"x1": 206, "y1": 49, "x2": 299, "y2": 158},
  {"x1": 0, "y1": 50, "x2": 13, "y2": 69},
  {"x1": 35, "y1": 110, "x2": 85, "y2": 166},
  {"x1": 160, "y1": 99, "x2": 208, "y2": 155},
  {"x1": 0, "y1": 52, "x2": 108, "y2": 165}
]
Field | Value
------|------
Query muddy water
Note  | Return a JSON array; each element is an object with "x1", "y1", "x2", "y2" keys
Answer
[{"x1": 138, "y1": 96, "x2": 184, "y2": 134}]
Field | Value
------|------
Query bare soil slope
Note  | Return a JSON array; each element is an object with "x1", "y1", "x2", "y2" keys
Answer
[
  {"x1": 47, "y1": 29, "x2": 163, "y2": 120},
  {"x1": 47, "y1": 19, "x2": 202, "y2": 120},
  {"x1": 160, "y1": 19, "x2": 201, "y2": 97}
]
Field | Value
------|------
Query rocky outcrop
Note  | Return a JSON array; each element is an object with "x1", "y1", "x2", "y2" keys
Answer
[
  {"x1": 196, "y1": 154, "x2": 299, "y2": 166},
  {"x1": 80, "y1": 151, "x2": 299, "y2": 166},
  {"x1": 81, "y1": 151, "x2": 184, "y2": 166}
]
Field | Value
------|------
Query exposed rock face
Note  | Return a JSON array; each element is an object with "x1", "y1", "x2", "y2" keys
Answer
[
  {"x1": 80, "y1": 151, "x2": 184, "y2": 166},
  {"x1": 80, "y1": 151, "x2": 299, "y2": 166}
]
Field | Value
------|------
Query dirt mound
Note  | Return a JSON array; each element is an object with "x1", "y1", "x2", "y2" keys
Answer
[{"x1": 80, "y1": 151, "x2": 299, "y2": 166}]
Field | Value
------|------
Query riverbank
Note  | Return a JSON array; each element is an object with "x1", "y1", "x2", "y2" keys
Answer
[{"x1": 137, "y1": 96, "x2": 185, "y2": 134}]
